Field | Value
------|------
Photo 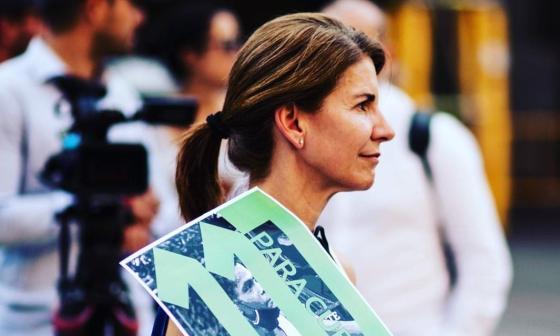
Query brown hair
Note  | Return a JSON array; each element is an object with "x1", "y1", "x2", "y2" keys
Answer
[{"x1": 176, "y1": 13, "x2": 385, "y2": 221}]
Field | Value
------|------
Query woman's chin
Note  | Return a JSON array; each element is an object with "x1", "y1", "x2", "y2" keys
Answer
[
  {"x1": 357, "y1": 171, "x2": 375, "y2": 189},
  {"x1": 342, "y1": 175, "x2": 375, "y2": 192},
  {"x1": 357, "y1": 178, "x2": 374, "y2": 191}
]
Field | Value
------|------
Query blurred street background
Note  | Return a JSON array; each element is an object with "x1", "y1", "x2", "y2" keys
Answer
[{"x1": 1, "y1": 0, "x2": 558, "y2": 334}]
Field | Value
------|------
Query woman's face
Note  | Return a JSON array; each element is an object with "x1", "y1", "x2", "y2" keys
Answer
[
  {"x1": 188, "y1": 11, "x2": 240, "y2": 87},
  {"x1": 300, "y1": 56, "x2": 394, "y2": 192}
]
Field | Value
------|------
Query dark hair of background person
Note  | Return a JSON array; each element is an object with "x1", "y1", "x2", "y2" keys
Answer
[
  {"x1": 0, "y1": 0, "x2": 36, "y2": 21},
  {"x1": 134, "y1": 1, "x2": 236, "y2": 83},
  {"x1": 34, "y1": 0, "x2": 87, "y2": 33},
  {"x1": 0, "y1": 0, "x2": 39, "y2": 60},
  {"x1": 219, "y1": 0, "x2": 405, "y2": 35},
  {"x1": 175, "y1": 13, "x2": 386, "y2": 221}
]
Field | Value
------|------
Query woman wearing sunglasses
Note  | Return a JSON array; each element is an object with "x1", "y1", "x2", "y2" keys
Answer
[{"x1": 134, "y1": 2, "x2": 243, "y2": 238}]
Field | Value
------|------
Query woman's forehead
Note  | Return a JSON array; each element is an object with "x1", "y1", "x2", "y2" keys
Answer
[
  {"x1": 210, "y1": 11, "x2": 239, "y2": 39},
  {"x1": 332, "y1": 58, "x2": 379, "y2": 99}
]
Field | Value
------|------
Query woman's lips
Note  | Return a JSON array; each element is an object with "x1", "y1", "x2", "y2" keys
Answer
[{"x1": 359, "y1": 153, "x2": 380, "y2": 164}]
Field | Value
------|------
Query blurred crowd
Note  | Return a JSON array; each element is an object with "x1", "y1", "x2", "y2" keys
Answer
[{"x1": 0, "y1": 0, "x2": 516, "y2": 335}]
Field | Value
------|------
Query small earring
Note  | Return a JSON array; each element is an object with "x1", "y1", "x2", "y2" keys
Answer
[{"x1": 298, "y1": 138, "x2": 304, "y2": 146}]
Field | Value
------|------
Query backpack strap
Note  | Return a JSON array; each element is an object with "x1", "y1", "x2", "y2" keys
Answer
[
  {"x1": 409, "y1": 111, "x2": 458, "y2": 285},
  {"x1": 151, "y1": 307, "x2": 169, "y2": 336},
  {"x1": 408, "y1": 111, "x2": 433, "y2": 181},
  {"x1": 313, "y1": 225, "x2": 332, "y2": 259}
]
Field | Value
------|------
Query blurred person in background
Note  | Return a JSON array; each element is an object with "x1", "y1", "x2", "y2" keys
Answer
[
  {"x1": 0, "y1": 0, "x2": 158, "y2": 335},
  {"x1": 111, "y1": 2, "x2": 244, "y2": 237},
  {"x1": 319, "y1": 1, "x2": 512, "y2": 335},
  {"x1": 0, "y1": 0, "x2": 42, "y2": 62}
]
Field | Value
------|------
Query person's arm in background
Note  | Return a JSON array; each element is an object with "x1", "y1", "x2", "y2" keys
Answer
[
  {"x1": 122, "y1": 188, "x2": 160, "y2": 252},
  {"x1": 149, "y1": 183, "x2": 183, "y2": 239},
  {"x1": 430, "y1": 113, "x2": 513, "y2": 336},
  {"x1": 0, "y1": 82, "x2": 72, "y2": 246}
]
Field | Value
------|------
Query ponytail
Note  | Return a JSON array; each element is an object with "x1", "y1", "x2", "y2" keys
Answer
[{"x1": 175, "y1": 123, "x2": 223, "y2": 221}]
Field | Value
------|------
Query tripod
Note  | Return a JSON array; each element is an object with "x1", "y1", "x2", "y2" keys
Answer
[{"x1": 53, "y1": 198, "x2": 138, "y2": 336}]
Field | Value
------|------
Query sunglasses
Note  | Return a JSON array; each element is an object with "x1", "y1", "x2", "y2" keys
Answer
[{"x1": 212, "y1": 39, "x2": 241, "y2": 53}]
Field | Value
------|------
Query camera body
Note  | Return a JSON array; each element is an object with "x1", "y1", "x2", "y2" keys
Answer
[{"x1": 43, "y1": 143, "x2": 148, "y2": 196}]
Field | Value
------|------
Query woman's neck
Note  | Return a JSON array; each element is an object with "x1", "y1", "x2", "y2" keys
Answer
[
  {"x1": 254, "y1": 148, "x2": 336, "y2": 231},
  {"x1": 44, "y1": 30, "x2": 98, "y2": 78},
  {"x1": 261, "y1": 186, "x2": 328, "y2": 232}
]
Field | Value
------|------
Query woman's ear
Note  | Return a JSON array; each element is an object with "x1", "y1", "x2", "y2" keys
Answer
[{"x1": 274, "y1": 104, "x2": 306, "y2": 149}]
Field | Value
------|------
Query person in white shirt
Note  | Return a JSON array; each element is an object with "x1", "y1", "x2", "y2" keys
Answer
[
  {"x1": 0, "y1": 0, "x2": 157, "y2": 335},
  {"x1": 319, "y1": 1, "x2": 513, "y2": 335}
]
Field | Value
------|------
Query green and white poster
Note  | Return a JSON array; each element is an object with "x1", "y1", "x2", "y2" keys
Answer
[{"x1": 121, "y1": 188, "x2": 392, "y2": 336}]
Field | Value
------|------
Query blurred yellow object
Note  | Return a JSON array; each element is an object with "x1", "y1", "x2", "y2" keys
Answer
[
  {"x1": 388, "y1": 2, "x2": 433, "y2": 108},
  {"x1": 388, "y1": 1, "x2": 512, "y2": 227},
  {"x1": 457, "y1": 5, "x2": 511, "y2": 226}
]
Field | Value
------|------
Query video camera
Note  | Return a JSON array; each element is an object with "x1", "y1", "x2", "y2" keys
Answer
[
  {"x1": 41, "y1": 75, "x2": 195, "y2": 195},
  {"x1": 40, "y1": 75, "x2": 196, "y2": 336}
]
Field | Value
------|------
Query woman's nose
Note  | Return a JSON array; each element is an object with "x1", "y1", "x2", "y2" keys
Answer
[{"x1": 371, "y1": 111, "x2": 395, "y2": 142}]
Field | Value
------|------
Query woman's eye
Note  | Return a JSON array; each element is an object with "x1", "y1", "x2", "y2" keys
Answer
[{"x1": 358, "y1": 102, "x2": 368, "y2": 112}]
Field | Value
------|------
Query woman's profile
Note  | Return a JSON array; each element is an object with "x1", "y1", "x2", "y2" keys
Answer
[{"x1": 158, "y1": 12, "x2": 394, "y2": 335}]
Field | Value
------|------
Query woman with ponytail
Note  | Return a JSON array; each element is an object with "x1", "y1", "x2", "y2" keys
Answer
[{"x1": 155, "y1": 12, "x2": 394, "y2": 335}]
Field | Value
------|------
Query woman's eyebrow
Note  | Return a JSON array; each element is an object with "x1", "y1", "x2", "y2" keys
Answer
[{"x1": 353, "y1": 93, "x2": 376, "y2": 102}]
